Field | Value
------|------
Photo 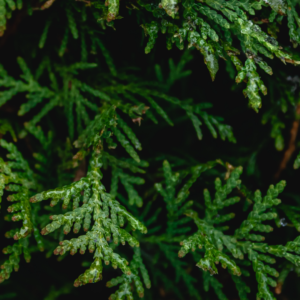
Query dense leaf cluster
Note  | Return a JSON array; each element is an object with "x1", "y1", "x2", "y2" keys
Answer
[{"x1": 1, "y1": 0, "x2": 300, "y2": 300}]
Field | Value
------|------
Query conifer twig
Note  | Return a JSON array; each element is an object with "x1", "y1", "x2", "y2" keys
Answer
[
  {"x1": 274, "y1": 104, "x2": 300, "y2": 180},
  {"x1": 40, "y1": 0, "x2": 56, "y2": 10},
  {"x1": 73, "y1": 159, "x2": 86, "y2": 182}
]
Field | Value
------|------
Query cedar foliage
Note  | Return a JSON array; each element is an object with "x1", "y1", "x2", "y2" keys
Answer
[{"x1": 1, "y1": 0, "x2": 300, "y2": 299}]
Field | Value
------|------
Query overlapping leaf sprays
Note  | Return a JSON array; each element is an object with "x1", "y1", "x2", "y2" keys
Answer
[
  {"x1": 179, "y1": 166, "x2": 300, "y2": 300},
  {"x1": 0, "y1": 140, "x2": 43, "y2": 283},
  {"x1": 3, "y1": 0, "x2": 299, "y2": 112},
  {"x1": 106, "y1": 247, "x2": 151, "y2": 300},
  {"x1": 29, "y1": 106, "x2": 148, "y2": 289},
  {"x1": 0, "y1": 0, "x2": 300, "y2": 299},
  {"x1": 140, "y1": 0, "x2": 300, "y2": 111}
]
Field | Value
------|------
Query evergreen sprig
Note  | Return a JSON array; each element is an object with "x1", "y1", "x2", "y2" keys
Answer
[
  {"x1": 0, "y1": 139, "x2": 43, "y2": 283},
  {"x1": 1, "y1": 0, "x2": 300, "y2": 299},
  {"x1": 30, "y1": 139, "x2": 147, "y2": 286},
  {"x1": 178, "y1": 166, "x2": 300, "y2": 300}
]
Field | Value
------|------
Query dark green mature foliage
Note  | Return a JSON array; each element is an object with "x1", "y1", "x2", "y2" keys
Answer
[{"x1": 1, "y1": 0, "x2": 300, "y2": 300}]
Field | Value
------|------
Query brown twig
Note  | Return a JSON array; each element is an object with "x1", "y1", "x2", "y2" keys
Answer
[
  {"x1": 40, "y1": 0, "x2": 56, "y2": 10},
  {"x1": 274, "y1": 104, "x2": 300, "y2": 181},
  {"x1": 73, "y1": 159, "x2": 86, "y2": 182}
]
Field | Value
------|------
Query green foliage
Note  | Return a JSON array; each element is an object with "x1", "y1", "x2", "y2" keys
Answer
[
  {"x1": 1, "y1": 0, "x2": 300, "y2": 299},
  {"x1": 0, "y1": 139, "x2": 43, "y2": 283},
  {"x1": 146, "y1": 160, "x2": 218, "y2": 299},
  {"x1": 30, "y1": 146, "x2": 147, "y2": 286},
  {"x1": 106, "y1": 247, "x2": 151, "y2": 300},
  {"x1": 138, "y1": 0, "x2": 300, "y2": 110},
  {"x1": 0, "y1": 0, "x2": 20, "y2": 36},
  {"x1": 177, "y1": 166, "x2": 300, "y2": 300}
]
